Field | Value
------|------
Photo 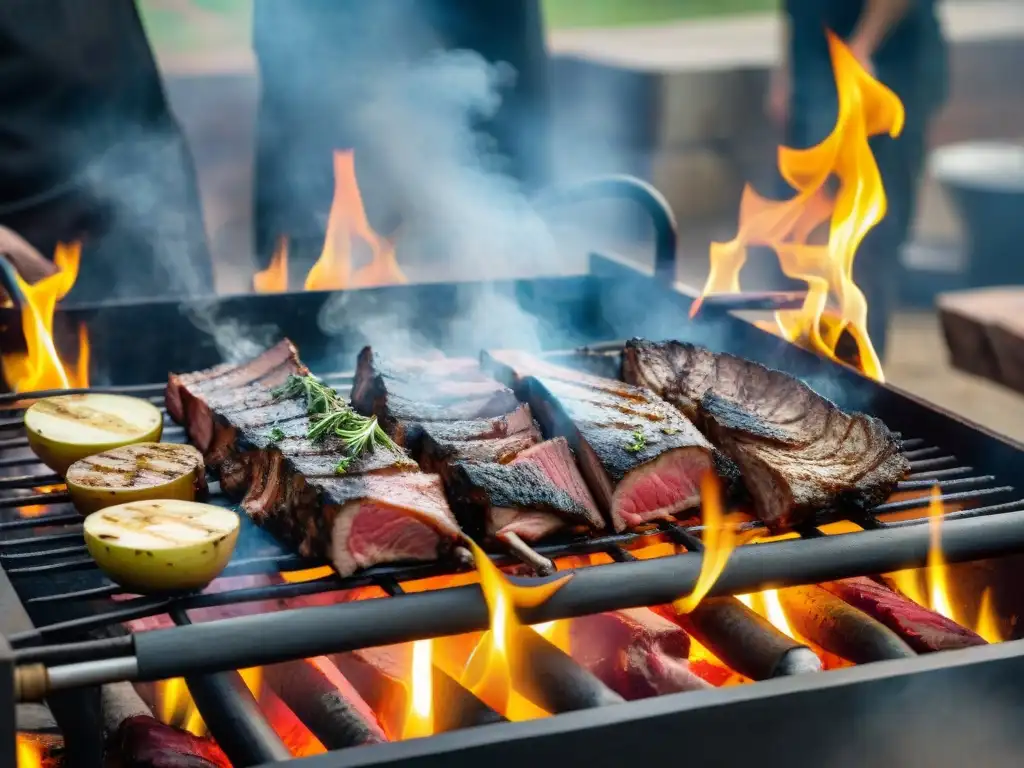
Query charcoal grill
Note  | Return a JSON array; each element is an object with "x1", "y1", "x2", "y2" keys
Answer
[{"x1": 4, "y1": 191, "x2": 1024, "y2": 767}]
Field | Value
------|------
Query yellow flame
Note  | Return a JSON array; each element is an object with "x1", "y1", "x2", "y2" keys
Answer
[
  {"x1": 885, "y1": 487, "x2": 1004, "y2": 642},
  {"x1": 736, "y1": 590, "x2": 796, "y2": 639},
  {"x1": 975, "y1": 588, "x2": 1002, "y2": 644},
  {"x1": 459, "y1": 540, "x2": 571, "y2": 718},
  {"x1": 2, "y1": 242, "x2": 88, "y2": 392},
  {"x1": 673, "y1": 472, "x2": 737, "y2": 613},
  {"x1": 693, "y1": 32, "x2": 904, "y2": 383},
  {"x1": 401, "y1": 639, "x2": 434, "y2": 739},
  {"x1": 15, "y1": 735, "x2": 42, "y2": 768},
  {"x1": 926, "y1": 486, "x2": 955, "y2": 619},
  {"x1": 158, "y1": 666, "x2": 262, "y2": 737}
]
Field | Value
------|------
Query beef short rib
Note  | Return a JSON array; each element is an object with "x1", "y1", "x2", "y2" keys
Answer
[
  {"x1": 355, "y1": 347, "x2": 603, "y2": 543},
  {"x1": 623, "y1": 339, "x2": 909, "y2": 530},
  {"x1": 168, "y1": 342, "x2": 461, "y2": 577},
  {"x1": 485, "y1": 349, "x2": 717, "y2": 532}
]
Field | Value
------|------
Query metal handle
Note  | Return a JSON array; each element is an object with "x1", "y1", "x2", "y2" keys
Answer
[
  {"x1": 0, "y1": 254, "x2": 26, "y2": 310},
  {"x1": 531, "y1": 175, "x2": 679, "y2": 281}
]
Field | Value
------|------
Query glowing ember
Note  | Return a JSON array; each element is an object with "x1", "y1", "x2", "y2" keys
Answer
[
  {"x1": 693, "y1": 32, "x2": 904, "y2": 382},
  {"x1": 673, "y1": 472, "x2": 738, "y2": 613},
  {"x1": 1, "y1": 242, "x2": 89, "y2": 392},
  {"x1": 253, "y1": 236, "x2": 289, "y2": 293},
  {"x1": 304, "y1": 150, "x2": 407, "y2": 292}
]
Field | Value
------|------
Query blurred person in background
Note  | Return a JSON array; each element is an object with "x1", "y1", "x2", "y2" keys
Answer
[
  {"x1": 251, "y1": 0, "x2": 550, "y2": 274},
  {"x1": 0, "y1": 1, "x2": 212, "y2": 303},
  {"x1": 767, "y1": 0, "x2": 948, "y2": 359}
]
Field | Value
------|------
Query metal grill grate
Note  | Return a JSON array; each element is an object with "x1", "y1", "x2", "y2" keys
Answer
[{"x1": 3, "y1": 365, "x2": 1023, "y2": 650}]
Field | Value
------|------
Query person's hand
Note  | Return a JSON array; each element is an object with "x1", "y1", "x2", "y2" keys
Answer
[
  {"x1": 0, "y1": 226, "x2": 57, "y2": 303},
  {"x1": 766, "y1": 65, "x2": 790, "y2": 127},
  {"x1": 847, "y1": 37, "x2": 877, "y2": 79}
]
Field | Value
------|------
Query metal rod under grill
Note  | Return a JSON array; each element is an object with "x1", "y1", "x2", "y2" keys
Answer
[{"x1": 21, "y1": 508, "x2": 1024, "y2": 697}]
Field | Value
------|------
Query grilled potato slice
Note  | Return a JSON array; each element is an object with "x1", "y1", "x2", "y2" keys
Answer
[
  {"x1": 24, "y1": 394, "x2": 164, "y2": 475},
  {"x1": 83, "y1": 500, "x2": 239, "y2": 593},
  {"x1": 66, "y1": 442, "x2": 206, "y2": 515}
]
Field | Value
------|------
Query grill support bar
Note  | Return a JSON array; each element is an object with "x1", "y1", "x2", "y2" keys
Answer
[{"x1": 21, "y1": 509, "x2": 1024, "y2": 695}]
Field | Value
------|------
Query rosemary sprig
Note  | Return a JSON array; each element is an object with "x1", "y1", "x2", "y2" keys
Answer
[
  {"x1": 272, "y1": 374, "x2": 399, "y2": 463},
  {"x1": 625, "y1": 429, "x2": 646, "y2": 453}
]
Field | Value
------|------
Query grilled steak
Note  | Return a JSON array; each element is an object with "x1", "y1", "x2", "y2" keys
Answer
[
  {"x1": 484, "y1": 349, "x2": 717, "y2": 532},
  {"x1": 168, "y1": 344, "x2": 461, "y2": 577},
  {"x1": 418, "y1": 426, "x2": 543, "y2": 475},
  {"x1": 351, "y1": 347, "x2": 521, "y2": 445},
  {"x1": 167, "y1": 339, "x2": 306, "y2": 441},
  {"x1": 354, "y1": 347, "x2": 604, "y2": 543},
  {"x1": 622, "y1": 339, "x2": 909, "y2": 530}
]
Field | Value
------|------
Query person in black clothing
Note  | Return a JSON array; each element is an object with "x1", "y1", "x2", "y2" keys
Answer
[
  {"x1": 0, "y1": 1, "x2": 212, "y2": 303},
  {"x1": 251, "y1": 0, "x2": 551, "y2": 274},
  {"x1": 767, "y1": 0, "x2": 948, "y2": 360}
]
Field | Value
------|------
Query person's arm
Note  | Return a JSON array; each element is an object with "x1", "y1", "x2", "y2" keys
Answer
[
  {"x1": 849, "y1": 0, "x2": 914, "y2": 61},
  {"x1": 766, "y1": 16, "x2": 791, "y2": 125}
]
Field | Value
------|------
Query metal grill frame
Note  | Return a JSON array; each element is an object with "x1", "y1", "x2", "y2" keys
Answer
[{"x1": 4, "y1": 252, "x2": 1024, "y2": 767}]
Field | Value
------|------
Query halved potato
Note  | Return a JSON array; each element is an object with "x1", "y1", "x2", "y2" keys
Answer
[
  {"x1": 24, "y1": 394, "x2": 164, "y2": 475},
  {"x1": 83, "y1": 500, "x2": 239, "y2": 593},
  {"x1": 66, "y1": 443, "x2": 207, "y2": 515}
]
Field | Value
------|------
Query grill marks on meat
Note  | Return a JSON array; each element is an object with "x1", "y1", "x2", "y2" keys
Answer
[
  {"x1": 622, "y1": 339, "x2": 909, "y2": 530},
  {"x1": 168, "y1": 342, "x2": 460, "y2": 577},
  {"x1": 354, "y1": 347, "x2": 603, "y2": 543},
  {"x1": 485, "y1": 349, "x2": 716, "y2": 532}
]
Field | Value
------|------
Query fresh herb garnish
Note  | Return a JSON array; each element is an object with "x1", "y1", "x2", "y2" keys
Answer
[
  {"x1": 625, "y1": 429, "x2": 646, "y2": 453},
  {"x1": 272, "y1": 374, "x2": 398, "y2": 463},
  {"x1": 661, "y1": 426, "x2": 679, "y2": 436},
  {"x1": 268, "y1": 426, "x2": 285, "y2": 442}
]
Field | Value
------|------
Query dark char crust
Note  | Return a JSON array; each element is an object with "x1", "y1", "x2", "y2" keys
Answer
[{"x1": 449, "y1": 460, "x2": 594, "y2": 537}]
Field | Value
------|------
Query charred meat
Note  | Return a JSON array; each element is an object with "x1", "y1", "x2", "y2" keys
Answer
[
  {"x1": 485, "y1": 349, "x2": 717, "y2": 532},
  {"x1": 622, "y1": 339, "x2": 909, "y2": 530},
  {"x1": 354, "y1": 347, "x2": 603, "y2": 543},
  {"x1": 168, "y1": 343, "x2": 461, "y2": 577}
]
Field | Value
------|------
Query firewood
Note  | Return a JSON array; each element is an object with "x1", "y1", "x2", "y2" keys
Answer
[
  {"x1": 937, "y1": 288, "x2": 1024, "y2": 390},
  {"x1": 101, "y1": 682, "x2": 229, "y2": 768}
]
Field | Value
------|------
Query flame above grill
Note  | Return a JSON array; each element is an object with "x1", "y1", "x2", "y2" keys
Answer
[
  {"x1": 253, "y1": 150, "x2": 407, "y2": 294},
  {"x1": 693, "y1": 31, "x2": 904, "y2": 383},
  {"x1": 1, "y1": 242, "x2": 89, "y2": 392}
]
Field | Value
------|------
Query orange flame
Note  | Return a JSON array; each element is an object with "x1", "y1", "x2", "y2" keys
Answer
[
  {"x1": 15, "y1": 735, "x2": 42, "y2": 768},
  {"x1": 887, "y1": 486, "x2": 1003, "y2": 642},
  {"x1": 304, "y1": 150, "x2": 407, "y2": 292},
  {"x1": 253, "y1": 236, "x2": 289, "y2": 293},
  {"x1": 158, "y1": 667, "x2": 263, "y2": 738},
  {"x1": 2, "y1": 242, "x2": 89, "y2": 392},
  {"x1": 693, "y1": 32, "x2": 904, "y2": 382},
  {"x1": 459, "y1": 540, "x2": 571, "y2": 719},
  {"x1": 673, "y1": 472, "x2": 739, "y2": 613}
]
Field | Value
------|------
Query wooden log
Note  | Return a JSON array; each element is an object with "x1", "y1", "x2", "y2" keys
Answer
[
  {"x1": 101, "y1": 682, "x2": 229, "y2": 768},
  {"x1": 937, "y1": 287, "x2": 1024, "y2": 389}
]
